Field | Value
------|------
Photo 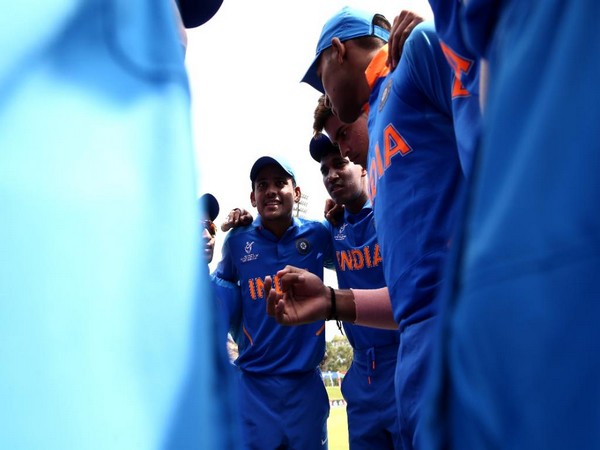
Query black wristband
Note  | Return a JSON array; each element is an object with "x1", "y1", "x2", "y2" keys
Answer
[{"x1": 327, "y1": 286, "x2": 337, "y2": 321}]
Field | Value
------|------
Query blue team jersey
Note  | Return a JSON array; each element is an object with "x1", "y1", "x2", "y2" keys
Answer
[
  {"x1": 214, "y1": 216, "x2": 333, "y2": 375},
  {"x1": 365, "y1": 22, "x2": 463, "y2": 331},
  {"x1": 327, "y1": 202, "x2": 400, "y2": 350},
  {"x1": 423, "y1": 1, "x2": 600, "y2": 449},
  {"x1": 211, "y1": 273, "x2": 243, "y2": 344},
  {"x1": 0, "y1": 1, "x2": 238, "y2": 448},
  {"x1": 428, "y1": 0, "x2": 481, "y2": 176}
]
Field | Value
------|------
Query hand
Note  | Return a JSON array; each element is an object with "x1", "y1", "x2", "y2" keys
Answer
[
  {"x1": 386, "y1": 10, "x2": 424, "y2": 70},
  {"x1": 324, "y1": 198, "x2": 344, "y2": 227},
  {"x1": 265, "y1": 266, "x2": 330, "y2": 326},
  {"x1": 221, "y1": 208, "x2": 253, "y2": 232}
]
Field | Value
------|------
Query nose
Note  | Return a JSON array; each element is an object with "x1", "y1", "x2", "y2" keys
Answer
[
  {"x1": 265, "y1": 182, "x2": 278, "y2": 197},
  {"x1": 326, "y1": 168, "x2": 339, "y2": 184},
  {"x1": 338, "y1": 142, "x2": 351, "y2": 158}
]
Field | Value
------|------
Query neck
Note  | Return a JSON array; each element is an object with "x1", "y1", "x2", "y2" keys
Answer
[
  {"x1": 344, "y1": 192, "x2": 369, "y2": 214},
  {"x1": 262, "y1": 216, "x2": 293, "y2": 239}
]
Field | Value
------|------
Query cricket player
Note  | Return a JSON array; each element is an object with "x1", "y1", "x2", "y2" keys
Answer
[
  {"x1": 213, "y1": 155, "x2": 333, "y2": 450},
  {"x1": 310, "y1": 133, "x2": 402, "y2": 449},
  {"x1": 0, "y1": 0, "x2": 237, "y2": 448},
  {"x1": 423, "y1": 1, "x2": 600, "y2": 448},
  {"x1": 269, "y1": 7, "x2": 464, "y2": 449}
]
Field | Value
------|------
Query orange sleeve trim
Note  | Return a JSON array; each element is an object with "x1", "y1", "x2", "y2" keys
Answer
[
  {"x1": 363, "y1": 45, "x2": 390, "y2": 117},
  {"x1": 242, "y1": 325, "x2": 254, "y2": 346},
  {"x1": 315, "y1": 323, "x2": 326, "y2": 336}
]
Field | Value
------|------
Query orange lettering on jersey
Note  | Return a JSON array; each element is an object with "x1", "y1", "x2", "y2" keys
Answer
[
  {"x1": 351, "y1": 249, "x2": 364, "y2": 270},
  {"x1": 363, "y1": 245, "x2": 372, "y2": 267},
  {"x1": 373, "y1": 244, "x2": 382, "y2": 267},
  {"x1": 254, "y1": 278, "x2": 266, "y2": 299},
  {"x1": 383, "y1": 124, "x2": 412, "y2": 167},
  {"x1": 248, "y1": 275, "x2": 281, "y2": 300},
  {"x1": 336, "y1": 245, "x2": 382, "y2": 271},
  {"x1": 248, "y1": 279, "x2": 257, "y2": 300},
  {"x1": 337, "y1": 250, "x2": 353, "y2": 271},
  {"x1": 439, "y1": 41, "x2": 473, "y2": 98},
  {"x1": 374, "y1": 142, "x2": 384, "y2": 177},
  {"x1": 368, "y1": 157, "x2": 378, "y2": 202}
]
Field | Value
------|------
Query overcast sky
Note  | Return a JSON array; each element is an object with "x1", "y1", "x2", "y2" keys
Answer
[{"x1": 186, "y1": 0, "x2": 433, "y2": 337}]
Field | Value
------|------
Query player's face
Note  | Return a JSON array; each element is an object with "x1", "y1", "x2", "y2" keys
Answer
[
  {"x1": 251, "y1": 165, "x2": 299, "y2": 224},
  {"x1": 320, "y1": 152, "x2": 366, "y2": 212},
  {"x1": 201, "y1": 219, "x2": 216, "y2": 264},
  {"x1": 324, "y1": 112, "x2": 369, "y2": 168},
  {"x1": 317, "y1": 44, "x2": 367, "y2": 124}
]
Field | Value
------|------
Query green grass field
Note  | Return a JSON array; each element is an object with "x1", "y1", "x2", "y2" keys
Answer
[{"x1": 326, "y1": 386, "x2": 349, "y2": 449}]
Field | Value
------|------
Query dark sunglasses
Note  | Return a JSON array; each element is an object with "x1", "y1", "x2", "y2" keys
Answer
[{"x1": 202, "y1": 220, "x2": 217, "y2": 236}]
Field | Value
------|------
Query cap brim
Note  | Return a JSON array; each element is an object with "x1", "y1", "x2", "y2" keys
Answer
[
  {"x1": 178, "y1": 0, "x2": 223, "y2": 28},
  {"x1": 301, "y1": 57, "x2": 325, "y2": 93}
]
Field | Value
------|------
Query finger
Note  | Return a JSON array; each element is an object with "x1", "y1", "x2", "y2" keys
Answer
[
  {"x1": 325, "y1": 210, "x2": 337, "y2": 227},
  {"x1": 395, "y1": 15, "x2": 424, "y2": 56},
  {"x1": 390, "y1": 14, "x2": 409, "y2": 69},
  {"x1": 277, "y1": 272, "x2": 305, "y2": 292},
  {"x1": 265, "y1": 276, "x2": 277, "y2": 316},
  {"x1": 323, "y1": 198, "x2": 336, "y2": 216},
  {"x1": 275, "y1": 265, "x2": 304, "y2": 279},
  {"x1": 274, "y1": 299, "x2": 289, "y2": 325}
]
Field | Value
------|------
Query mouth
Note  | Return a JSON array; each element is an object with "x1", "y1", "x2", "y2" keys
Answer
[{"x1": 328, "y1": 183, "x2": 344, "y2": 195}]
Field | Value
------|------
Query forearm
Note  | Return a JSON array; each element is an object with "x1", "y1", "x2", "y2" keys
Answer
[
  {"x1": 351, "y1": 287, "x2": 398, "y2": 330},
  {"x1": 325, "y1": 287, "x2": 357, "y2": 323}
]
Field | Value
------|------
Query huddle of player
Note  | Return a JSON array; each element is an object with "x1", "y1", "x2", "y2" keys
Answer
[
  {"x1": 213, "y1": 2, "x2": 600, "y2": 450},
  {"x1": 4, "y1": 0, "x2": 596, "y2": 448}
]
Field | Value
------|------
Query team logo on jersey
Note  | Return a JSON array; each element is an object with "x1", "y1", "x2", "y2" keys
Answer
[
  {"x1": 295, "y1": 238, "x2": 310, "y2": 255},
  {"x1": 378, "y1": 78, "x2": 393, "y2": 112},
  {"x1": 241, "y1": 241, "x2": 259, "y2": 263},
  {"x1": 334, "y1": 223, "x2": 348, "y2": 241}
]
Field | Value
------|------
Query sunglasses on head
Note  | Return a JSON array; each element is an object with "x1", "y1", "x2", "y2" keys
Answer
[{"x1": 202, "y1": 220, "x2": 217, "y2": 236}]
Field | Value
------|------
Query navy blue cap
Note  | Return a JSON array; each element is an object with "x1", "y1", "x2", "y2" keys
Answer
[
  {"x1": 301, "y1": 6, "x2": 390, "y2": 93},
  {"x1": 250, "y1": 156, "x2": 296, "y2": 183},
  {"x1": 309, "y1": 134, "x2": 340, "y2": 162},
  {"x1": 176, "y1": 0, "x2": 223, "y2": 29},
  {"x1": 199, "y1": 193, "x2": 220, "y2": 221}
]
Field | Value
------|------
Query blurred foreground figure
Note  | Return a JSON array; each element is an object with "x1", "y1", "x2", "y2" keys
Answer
[
  {"x1": 424, "y1": 1, "x2": 600, "y2": 449},
  {"x1": 0, "y1": 0, "x2": 237, "y2": 449}
]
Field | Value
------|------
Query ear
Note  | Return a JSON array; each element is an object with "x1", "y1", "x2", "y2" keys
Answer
[
  {"x1": 293, "y1": 186, "x2": 301, "y2": 203},
  {"x1": 331, "y1": 37, "x2": 347, "y2": 63},
  {"x1": 250, "y1": 191, "x2": 257, "y2": 208}
]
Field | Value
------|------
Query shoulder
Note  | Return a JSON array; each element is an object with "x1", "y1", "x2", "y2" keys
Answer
[
  {"x1": 296, "y1": 217, "x2": 329, "y2": 232},
  {"x1": 224, "y1": 224, "x2": 254, "y2": 240},
  {"x1": 405, "y1": 21, "x2": 440, "y2": 51}
]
